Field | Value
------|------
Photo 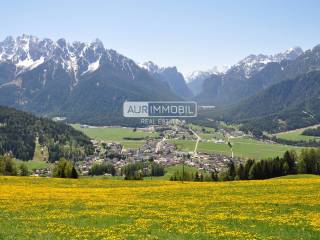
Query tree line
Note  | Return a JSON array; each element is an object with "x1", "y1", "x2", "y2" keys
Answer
[
  {"x1": 171, "y1": 148, "x2": 320, "y2": 182},
  {"x1": 121, "y1": 162, "x2": 165, "y2": 180},
  {"x1": 302, "y1": 127, "x2": 320, "y2": 137},
  {"x1": 170, "y1": 170, "x2": 218, "y2": 182},
  {"x1": 269, "y1": 136, "x2": 320, "y2": 148},
  {"x1": 87, "y1": 161, "x2": 165, "y2": 179},
  {"x1": 0, "y1": 154, "x2": 79, "y2": 179},
  {"x1": 89, "y1": 163, "x2": 116, "y2": 176}
]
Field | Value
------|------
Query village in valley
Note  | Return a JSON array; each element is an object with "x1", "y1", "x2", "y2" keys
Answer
[
  {"x1": 70, "y1": 121, "x2": 245, "y2": 178},
  {"x1": 30, "y1": 120, "x2": 246, "y2": 178}
]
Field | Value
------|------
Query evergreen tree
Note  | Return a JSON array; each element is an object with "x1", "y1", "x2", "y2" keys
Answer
[
  {"x1": 243, "y1": 159, "x2": 255, "y2": 180},
  {"x1": 227, "y1": 161, "x2": 236, "y2": 180},
  {"x1": 283, "y1": 150, "x2": 297, "y2": 174},
  {"x1": 249, "y1": 162, "x2": 263, "y2": 179},
  {"x1": 19, "y1": 163, "x2": 29, "y2": 176},
  {"x1": 283, "y1": 162, "x2": 290, "y2": 175},
  {"x1": 71, "y1": 166, "x2": 79, "y2": 179},
  {"x1": 236, "y1": 163, "x2": 246, "y2": 180}
]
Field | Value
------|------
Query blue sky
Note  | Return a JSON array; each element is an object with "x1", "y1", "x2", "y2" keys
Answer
[{"x1": 1, "y1": 0, "x2": 320, "y2": 75}]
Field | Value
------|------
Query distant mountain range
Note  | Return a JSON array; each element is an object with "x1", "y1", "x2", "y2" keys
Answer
[
  {"x1": 186, "y1": 66, "x2": 229, "y2": 96},
  {"x1": 197, "y1": 45, "x2": 320, "y2": 133},
  {"x1": 1, "y1": 34, "x2": 320, "y2": 132},
  {"x1": 191, "y1": 47, "x2": 304, "y2": 105},
  {"x1": 0, "y1": 35, "x2": 183, "y2": 125},
  {"x1": 215, "y1": 70, "x2": 320, "y2": 134},
  {"x1": 139, "y1": 61, "x2": 192, "y2": 98}
]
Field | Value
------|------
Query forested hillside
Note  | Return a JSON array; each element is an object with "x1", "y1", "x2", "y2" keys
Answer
[
  {"x1": 0, "y1": 106, "x2": 93, "y2": 160},
  {"x1": 218, "y1": 71, "x2": 320, "y2": 134}
]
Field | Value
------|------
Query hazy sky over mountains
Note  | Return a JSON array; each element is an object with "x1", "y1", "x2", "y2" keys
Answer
[{"x1": 1, "y1": 0, "x2": 320, "y2": 75}]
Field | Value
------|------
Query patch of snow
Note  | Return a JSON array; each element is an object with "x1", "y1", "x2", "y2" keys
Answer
[
  {"x1": 16, "y1": 58, "x2": 34, "y2": 68},
  {"x1": 0, "y1": 78, "x2": 22, "y2": 88},
  {"x1": 225, "y1": 47, "x2": 303, "y2": 79},
  {"x1": 29, "y1": 57, "x2": 45, "y2": 70},
  {"x1": 67, "y1": 54, "x2": 79, "y2": 86},
  {"x1": 16, "y1": 57, "x2": 45, "y2": 74},
  {"x1": 81, "y1": 57, "x2": 101, "y2": 75}
]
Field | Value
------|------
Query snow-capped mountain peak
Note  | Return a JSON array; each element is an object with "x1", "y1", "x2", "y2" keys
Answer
[
  {"x1": 272, "y1": 46, "x2": 303, "y2": 62},
  {"x1": 185, "y1": 70, "x2": 212, "y2": 83},
  {"x1": 230, "y1": 47, "x2": 304, "y2": 78},
  {"x1": 0, "y1": 35, "x2": 148, "y2": 88},
  {"x1": 185, "y1": 65, "x2": 229, "y2": 83},
  {"x1": 138, "y1": 61, "x2": 163, "y2": 73},
  {"x1": 139, "y1": 61, "x2": 193, "y2": 98}
]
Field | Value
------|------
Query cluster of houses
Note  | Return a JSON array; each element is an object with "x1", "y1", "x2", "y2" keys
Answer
[
  {"x1": 29, "y1": 121, "x2": 245, "y2": 177},
  {"x1": 74, "y1": 123, "x2": 244, "y2": 176},
  {"x1": 31, "y1": 168, "x2": 52, "y2": 177}
]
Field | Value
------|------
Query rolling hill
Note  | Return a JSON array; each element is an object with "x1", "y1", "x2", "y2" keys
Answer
[{"x1": 0, "y1": 105, "x2": 93, "y2": 160}]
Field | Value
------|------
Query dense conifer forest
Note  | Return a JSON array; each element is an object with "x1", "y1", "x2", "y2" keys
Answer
[{"x1": 0, "y1": 106, "x2": 94, "y2": 161}]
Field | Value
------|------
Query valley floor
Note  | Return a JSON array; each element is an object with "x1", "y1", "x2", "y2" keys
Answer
[
  {"x1": 71, "y1": 124, "x2": 303, "y2": 159},
  {"x1": 170, "y1": 137, "x2": 303, "y2": 159},
  {"x1": 0, "y1": 176, "x2": 320, "y2": 239}
]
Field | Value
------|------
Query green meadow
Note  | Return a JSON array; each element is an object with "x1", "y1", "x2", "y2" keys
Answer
[
  {"x1": 170, "y1": 137, "x2": 303, "y2": 159},
  {"x1": 275, "y1": 126, "x2": 320, "y2": 142},
  {"x1": 71, "y1": 124, "x2": 159, "y2": 148},
  {"x1": 0, "y1": 176, "x2": 319, "y2": 240}
]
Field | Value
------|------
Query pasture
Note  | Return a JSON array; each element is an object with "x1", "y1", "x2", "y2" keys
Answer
[
  {"x1": 275, "y1": 125, "x2": 320, "y2": 142},
  {"x1": 0, "y1": 176, "x2": 319, "y2": 239},
  {"x1": 72, "y1": 122, "x2": 305, "y2": 159},
  {"x1": 71, "y1": 124, "x2": 159, "y2": 148},
  {"x1": 13, "y1": 159, "x2": 50, "y2": 170},
  {"x1": 170, "y1": 137, "x2": 303, "y2": 159}
]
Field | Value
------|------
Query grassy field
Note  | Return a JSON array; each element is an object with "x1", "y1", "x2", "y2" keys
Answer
[
  {"x1": 72, "y1": 124, "x2": 159, "y2": 149},
  {"x1": 1, "y1": 176, "x2": 320, "y2": 239},
  {"x1": 274, "y1": 125, "x2": 320, "y2": 142},
  {"x1": 273, "y1": 174, "x2": 320, "y2": 179},
  {"x1": 72, "y1": 124, "x2": 158, "y2": 141},
  {"x1": 71, "y1": 124, "x2": 302, "y2": 159},
  {"x1": 170, "y1": 137, "x2": 303, "y2": 159},
  {"x1": 120, "y1": 140, "x2": 146, "y2": 149},
  {"x1": 187, "y1": 123, "x2": 215, "y2": 133},
  {"x1": 14, "y1": 159, "x2": 50, "y2": 170}
]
